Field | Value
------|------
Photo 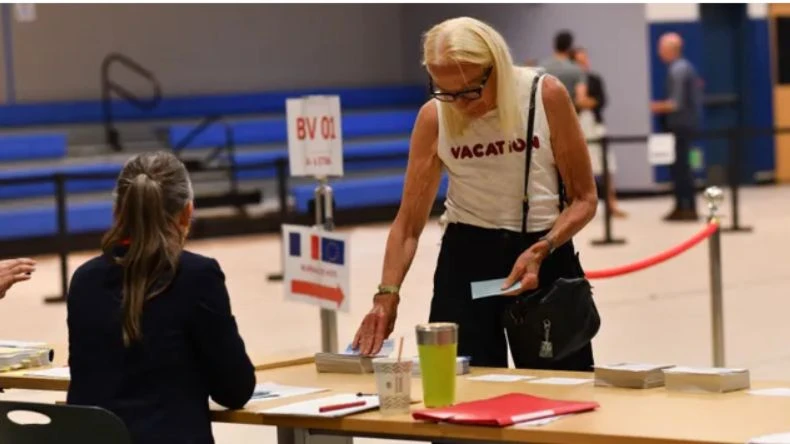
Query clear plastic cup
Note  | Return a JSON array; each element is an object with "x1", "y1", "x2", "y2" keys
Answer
[{"x1": 372, "y1": 357, "x2": 413, "y2": 415}]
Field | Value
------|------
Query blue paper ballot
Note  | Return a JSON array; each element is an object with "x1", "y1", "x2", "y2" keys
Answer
[
  {"x1": 342, "y1": 339, "x2": 394, "y2": 357},
  {"x1": 470, "y1": 278, "x2": 522, "y2": 299}
]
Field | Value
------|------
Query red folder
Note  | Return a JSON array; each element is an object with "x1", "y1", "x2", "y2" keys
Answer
[{"x1": 412, "y1": 393, "x2": 599, "y2": 427}]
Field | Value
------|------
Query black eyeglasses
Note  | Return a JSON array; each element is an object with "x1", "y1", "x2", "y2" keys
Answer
[{"x1": 428, "y1": 66, "x2": 493, "y2": 102}]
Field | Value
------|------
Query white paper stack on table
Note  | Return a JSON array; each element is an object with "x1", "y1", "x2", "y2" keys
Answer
[
  {"x1": 314, "y1": 340, "x2": 395, "y2": 374},
  {"x1": 25, "y1": 366, "x2": 70, "y2": 379},
  {"x1": 594, "y1": 363, "x2": 675, "y2": 389},
  {"x1": 0, "y1": 341, "x2": 55, "y2": 373},
  {"x1": 663, "y1": 366, "x2": 750, "y2": 393},
  {"x1": 211, "y1": 382, "x2": 328, "y2": 410}
]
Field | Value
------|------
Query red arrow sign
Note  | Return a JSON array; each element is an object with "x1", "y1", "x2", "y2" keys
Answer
[{"x1": 291, "y1": 280, "x2": 344, "y2": 306}]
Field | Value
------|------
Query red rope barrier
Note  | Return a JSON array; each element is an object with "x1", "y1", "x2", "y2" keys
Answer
[{"x1": 585, "y1": 220, "x2": 720, "y2": 280}]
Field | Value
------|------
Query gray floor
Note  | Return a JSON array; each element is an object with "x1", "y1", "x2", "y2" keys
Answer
[{"x1": 1, "y1": 184, "x2": 788, "y2": 443}]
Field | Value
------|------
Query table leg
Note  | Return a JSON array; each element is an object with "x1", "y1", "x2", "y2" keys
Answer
[{"x1": 276, "y1": 427, "x2": 353, "y2": 444}]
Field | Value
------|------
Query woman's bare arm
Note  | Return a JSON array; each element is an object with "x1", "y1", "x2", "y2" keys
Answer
[
  {"x1": 540, "y1": 75, "x2": 598, "y2": 253},
  {"x1": 380, "y1": 100, "x2": 443, "y2": 288}
]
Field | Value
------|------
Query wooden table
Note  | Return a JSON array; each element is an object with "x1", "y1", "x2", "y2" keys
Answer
[
  {"x1": 5, "y1": 361, "x2": 790, "y2": 444},
  {"x1": 0, "y1": 348, "x2": 314, "y2": 392},
  {"x1": 212, "y1": 364, "x2": 790, "y2": 444}
]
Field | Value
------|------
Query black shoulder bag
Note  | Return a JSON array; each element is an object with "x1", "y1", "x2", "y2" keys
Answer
[{"x1": 501, "y1": 73, "x2": 601, "y2": 364}]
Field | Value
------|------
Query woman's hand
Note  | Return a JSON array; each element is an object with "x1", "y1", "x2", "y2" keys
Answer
[
  {"x1": 501, "y1": 241, "x2": 550, "y2": 296},
  {"x1": 351, "y1": 293, "x2": 400, "y2": 356},
  {"x1": 0, "y1": 258, "x2": 36, "y2": 300}
]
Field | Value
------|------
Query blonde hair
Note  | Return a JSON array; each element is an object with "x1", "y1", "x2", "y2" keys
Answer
[{"x1": 422, "y1": 17, "x2": 521, "y2": 139}]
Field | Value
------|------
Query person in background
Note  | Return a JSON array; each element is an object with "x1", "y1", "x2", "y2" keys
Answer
[
  {"x1": 540, "y1": 30, "x2": 587, "y2": 103},
  {"x1": 66, "y1": 151, "x2": 256, "y2": 444},
  {"x1": 352, "y1": 17, "x2": 598, "y2": 371},
  {"x1": 651, "y1": 32, "x2": 702, "y2": 221},
  {"x1": 572, "y1": 47, "x2": 626, "y2": 218},
  {"x1": 0, "y1": 258, "x2": 36, "y2": 299}
]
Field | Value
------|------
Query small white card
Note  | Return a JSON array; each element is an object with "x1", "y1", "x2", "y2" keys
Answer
[
  {"x1": 748, "y1": 388, "x2": 790, "y2": 397},
  {"x1": 528, "y1": 377, "x2": 592, "y2": 386},
  {"x1": 470, "y1": 278, "x2": 521, "y2": 299},
  {"x1": 25, "y1": 366, "x2": 70, "y2": 379},
  {"x1": 468, "y1": 374, "x2": 535, "y2": 382}
]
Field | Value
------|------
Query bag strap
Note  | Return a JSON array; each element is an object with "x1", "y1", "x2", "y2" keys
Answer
[
  {"x1": 522, "y1": 73, "x2": 568, "y2": 235},
  {"x1": 521, "y1": 73, "x2": 542, "y2": 235}
]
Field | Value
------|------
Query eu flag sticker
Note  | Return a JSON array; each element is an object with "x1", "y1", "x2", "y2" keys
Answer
[{"x1": 320, "y1": 237, "x2": 345, "y2": 265}]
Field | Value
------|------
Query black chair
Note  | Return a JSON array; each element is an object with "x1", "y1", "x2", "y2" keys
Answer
[{"x1": 0, "y1": 400, "x2": 132, "y2": 444}]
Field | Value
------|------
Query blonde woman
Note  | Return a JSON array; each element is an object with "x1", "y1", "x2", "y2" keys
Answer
[{"x1": 353, "y1": 17, "x2": 598, "y2": 371}]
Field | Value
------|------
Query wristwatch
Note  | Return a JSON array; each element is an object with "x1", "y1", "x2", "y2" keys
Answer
[{"x1": 377, "y1": 284, "x2": 400, "y2": 295}]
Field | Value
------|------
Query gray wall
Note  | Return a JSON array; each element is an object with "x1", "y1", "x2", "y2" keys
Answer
[
  {"x1": 401, "y1": 3, "x2": 653, "y2": 190},
  {"x1": 2, "y1": 3, "x2": 653, "y2": 189},
  {"x1": 7, "y1": 4, "x2": 405, "y2": 102}
]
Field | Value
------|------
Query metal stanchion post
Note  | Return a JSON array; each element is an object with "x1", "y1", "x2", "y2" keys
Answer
[
  {"x1": 722, "y1": 129, "x2": 752, "y2": 233},
  {"x1": 592, "y1": 136, "x2": 625, "y2": 246},
  {"x1": 267, "y1": 158, "x2": 288, "y2": 282},
  {"x1": 315, "y1": 177, "x2": 338, "y2": 354},
  {"x1": 704, "y1": 186, "x2": 725, "y2": 367},
  {"x1": 45, "y1": 174, "x2": 69, "y2": 304}
]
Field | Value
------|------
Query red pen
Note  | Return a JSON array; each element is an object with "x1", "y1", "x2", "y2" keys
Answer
[{"x1": 318, "y1": 400, "x2": 366, "y2": 413}]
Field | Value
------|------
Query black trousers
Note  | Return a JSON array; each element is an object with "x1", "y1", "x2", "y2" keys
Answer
[
  {"x1": 671, "y1": 130, "x2": 697, "y2": 212},
  {"x1": 429, "y1": 222, "x2": 594, "y2": 372}
]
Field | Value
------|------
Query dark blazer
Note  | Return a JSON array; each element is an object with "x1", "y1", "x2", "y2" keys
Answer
[{"x1": 66, "y1": 248, "x2": 256, "y2": 444}]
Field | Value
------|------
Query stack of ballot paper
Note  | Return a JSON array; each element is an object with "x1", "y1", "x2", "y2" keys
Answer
[
  {"x1": 663, "y1": 366, "x2": 750, "y2": 393},
  {"x1": 314, "y1": 340, "x2": 394, "y2": 374},
  {"x1": 0, "y1": 341, "x2": 55, "y2": 373},
  {"x1": 593, "y1": 363, "x2": 675, "y2": 389}
]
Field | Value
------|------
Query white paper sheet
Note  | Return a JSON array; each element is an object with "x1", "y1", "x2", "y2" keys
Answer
[
  {"x1": 248, "y1": 382, "x2": 328, "y2": 402},
  {"x1": 595, "y1": 363, "x2": 675, "y2": 372},
  {"x1": 467, "y1": 374, "x2": 535, "y2": 382},
  {"x1": 664, "y1": 366, "x2": 747, "y2": 375},
  {"x1": 261, "y1": 393, "x2": 380, "y2": 418},
  {"x1": 748, "y1": 388, "x2": 790, "y2": 397},
  {"x1": 748, "y1": 432, "x2": 790, "y2": 444},
  {"x1": 514, "y1": 414, "x2": 571, "y2": 427},
  {"x1": 25, "y1": 366, "x2": 70, "y2": 379},
  {"x1": 528, "y1": 377, "x2": 592, "y2": 386}
]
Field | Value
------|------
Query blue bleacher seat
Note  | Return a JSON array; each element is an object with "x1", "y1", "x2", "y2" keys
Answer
[
  {"x1": 167, "y1": 109, "x2": 418, "y2": 149},
  {"x1": 0, "y1": 86, "x2": 425, "y2": 128},
  {"x1": 289, "y1": 173, "x2": 449, "y2": 214},
  {"x1": 0, "y1": 133, "x2": 67, "y2": 162},
  {"x1": 0, "y1": 200, "x2": 113, "y2": 240},
  {"x1": 0, "y1": 163, "x2": 122, "y2": 200}
]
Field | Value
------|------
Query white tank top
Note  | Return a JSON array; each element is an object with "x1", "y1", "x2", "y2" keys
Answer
[{"x1": 437, "y1": 67, "x2": 560, "y2": 233}]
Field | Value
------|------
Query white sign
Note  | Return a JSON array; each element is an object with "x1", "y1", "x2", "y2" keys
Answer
[
  {"x1": 286, "y1": 95, "x2": 344, "y2": 178},
  {"x1": 282, "y1": 224, "x2": 350, "y2": 312},
  {"x1": 647, "y1": 133, "x2": 676, "y2": 166},
  {"x1": 14, "y1": 4, "x2": 36, "y2": 22}
]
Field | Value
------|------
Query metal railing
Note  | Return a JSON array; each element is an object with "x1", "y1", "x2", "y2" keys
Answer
[{"x1": 101, "y1": 52, "x2": 163, "y2": 151}]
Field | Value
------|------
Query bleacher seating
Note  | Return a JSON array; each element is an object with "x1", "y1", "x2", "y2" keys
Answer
[
  {"x1": 0, "y1": 133, "x2": 67, "y2": 163},
  {"x1": 0, "y1": 85, "x2": 428, "y2": 241}
]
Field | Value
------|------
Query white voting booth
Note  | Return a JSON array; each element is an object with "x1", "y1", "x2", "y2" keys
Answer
[{"x1": 282, "y1": 95, "x2": 348, "y2": 353}]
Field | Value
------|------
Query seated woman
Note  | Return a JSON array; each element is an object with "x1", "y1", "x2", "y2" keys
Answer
[{"x1": 66, "y1": 151, "x2": 256, "y2": 444}]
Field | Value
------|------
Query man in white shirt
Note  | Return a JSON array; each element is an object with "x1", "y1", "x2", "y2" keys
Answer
[{"x1": 0, "y1": 258, "x2": 36, "y2": 299}]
